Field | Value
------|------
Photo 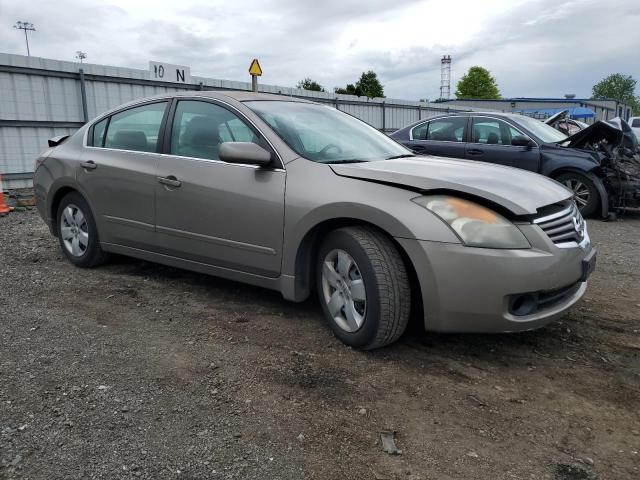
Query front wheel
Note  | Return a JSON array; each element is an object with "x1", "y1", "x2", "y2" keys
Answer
[
  {"x1": 555, "y1": 172, "x2": 600, "y2": 217},
  {"x1": 316, "y1": 226, "x2": 410, "y2": 350}
]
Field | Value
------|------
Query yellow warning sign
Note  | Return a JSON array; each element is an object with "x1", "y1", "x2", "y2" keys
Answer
[{"x1": 249, "y1": 58, "x2": 262, "y2": 76}]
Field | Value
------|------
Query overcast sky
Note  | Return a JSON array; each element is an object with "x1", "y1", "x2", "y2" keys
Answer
[{"x1": 1, "y1": 0, "x2": 639, "y2": 100}]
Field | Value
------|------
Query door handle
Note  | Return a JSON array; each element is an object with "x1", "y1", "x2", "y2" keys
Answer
[
  {"x1": 80, "y1": 160, "x2": 97, "y2": 170},
  {"x1": 157, "y1": 176, "x2": 182, "y2": 188},
  {"x1": 467, "y1": 149, "x2": 484, "y2": 156}
]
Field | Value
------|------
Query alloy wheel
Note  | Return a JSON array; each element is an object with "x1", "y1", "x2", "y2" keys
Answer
[
  {"x1": 562, "y1": 178, "x2": 590, "y2": 208},
  {"x1": 321, "y1": 249, "x2": 367, "y2": 332},
  {"x1": 60, "y1": 204, "x2": 89, "y2": 257}
]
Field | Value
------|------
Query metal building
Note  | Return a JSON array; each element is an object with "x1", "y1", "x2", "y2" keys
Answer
[
  {"x1": 0, "y1": 53, "x2": 475, "y2": 189},
  {"x1": 441, "y1": 97, "x2": 634, "y2": 123}
]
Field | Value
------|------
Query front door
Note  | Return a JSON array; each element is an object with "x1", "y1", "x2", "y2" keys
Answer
[
  {"x1": 466, "y1": 116, "x2": 540, "y2": 171},
  {"x1": 154, "y1": 99, "x2": 285, "y2": 276}
]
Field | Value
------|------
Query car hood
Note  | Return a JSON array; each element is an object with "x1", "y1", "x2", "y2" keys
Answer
[
  {"x1": 330, "y1": 156, "x2": 572, "y2": 215},
  {"x1": 562, "y1": 120, "x2": 622, "y2": 149}
]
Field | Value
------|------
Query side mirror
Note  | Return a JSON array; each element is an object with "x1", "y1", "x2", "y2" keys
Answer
[
  {"x1": 511, "y1": 135, "x2": 533, "y2": 149},
  {"x1": 219, "y1": 142, "x2": 272, "y2": 167}
]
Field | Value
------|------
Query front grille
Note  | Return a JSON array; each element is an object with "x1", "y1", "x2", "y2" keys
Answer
[{"x1": 533, "y1": 202, "x2": 586, "y2": 246}]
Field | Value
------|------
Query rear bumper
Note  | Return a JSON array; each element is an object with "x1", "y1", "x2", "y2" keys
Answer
[{"x1": 397, "y1": 225, "x2": 592, "y2": 333}]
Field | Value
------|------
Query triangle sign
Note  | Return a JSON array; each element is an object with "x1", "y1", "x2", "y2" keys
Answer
[{"x1": 249, "y1": 59, "x2": 262, "y2": 76}]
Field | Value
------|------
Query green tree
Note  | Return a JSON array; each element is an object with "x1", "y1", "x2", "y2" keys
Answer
[
  {"x1": 334, "y1": 84, "x2": 359, "y2": 95},
  {"x1": 334, "y1": 71, "x2": 385, "y2": 98},
  {"x1": 297, "y1": 77, "x2": 325, "y2": 92},
  {"x1": 454, "y1": 66, "x2": 501, "y2": 100},
  {"x1": 592, "y1": 73, "x2": 640, "y2": 114}
]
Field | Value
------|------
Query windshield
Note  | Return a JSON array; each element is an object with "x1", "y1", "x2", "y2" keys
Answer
[
  {"x1": 245, "y1": 101, "x2": 410, "y2": 163},
  {"x1": 514, "y1": 114, "x2": 568, "y2": 143}
]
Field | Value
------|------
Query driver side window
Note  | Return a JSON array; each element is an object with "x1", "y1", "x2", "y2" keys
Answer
[
  {"x1": 472, "y1": 118, "x2": 530, "y2": 145},
  {"x1": 170, "y1": 101, "x2": 259, "y2": 161}
]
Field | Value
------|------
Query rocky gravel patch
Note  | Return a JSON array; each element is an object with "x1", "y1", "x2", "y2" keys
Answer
[{"x1": 1, "y1": 209, "x2": 639, "y2": 479}]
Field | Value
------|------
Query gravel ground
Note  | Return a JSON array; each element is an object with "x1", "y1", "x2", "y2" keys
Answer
[{"x1": 1, "y1": 209, "x2": 639, "y2": 480}]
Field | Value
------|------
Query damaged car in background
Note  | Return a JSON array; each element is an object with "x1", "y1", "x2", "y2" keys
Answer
[
  {"x1": 391, "y1": 112, "x2": 640, "y2": 218},
  {"x1": 545, "y1": 109, "x2": 589, "y2": 136},
  {"x1": 559, "y1": 116, "x2": 640, "y2": 217}
]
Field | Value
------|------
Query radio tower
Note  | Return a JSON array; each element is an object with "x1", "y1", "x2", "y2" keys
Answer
[{"x1": 439, "y1": 55, "x2": 452, "y2": 100}]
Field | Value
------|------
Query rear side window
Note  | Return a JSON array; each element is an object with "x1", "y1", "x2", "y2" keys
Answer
[
  {"x1": 103, "y1": 102, "x2": 168, "y2": 153},
  {"x1": 425, "y1": 117, "x2": 467, "y2": 142},
  {"x1": 91, "y1": 118, "x2": 108, "y2": 147},
  {"x1": 632, "y1": 119, "x2": 640, "y2": 127},
  {"x1": 411, "y1": 122, "x2": 429, "y2": 140}
]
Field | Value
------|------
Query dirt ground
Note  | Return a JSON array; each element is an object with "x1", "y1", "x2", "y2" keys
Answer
[{"x1": 1, "y1": 209, "x2": 638, "y2": 480}]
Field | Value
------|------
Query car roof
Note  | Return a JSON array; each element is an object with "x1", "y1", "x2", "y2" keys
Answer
[
  {"x1": 445, "y1": 111, "x2": 528, "y2": 119},
  {"x1": 169, "y1": 90, "x2": 316, "y2": 104},
  {"x1": 398, "y1": 111, "x2": 529, "y2": 132},
  {"x1": 92, "y1": 90, "x2": 317, "y2": 122}
]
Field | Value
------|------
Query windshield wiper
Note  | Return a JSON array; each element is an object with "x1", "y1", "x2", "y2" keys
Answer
[
  {"x1": 385, "y1": 154, "x2": 416, "y2": 160},
  {"x1": 323, "y1": 159, "x2": 367, "y2": 164}
]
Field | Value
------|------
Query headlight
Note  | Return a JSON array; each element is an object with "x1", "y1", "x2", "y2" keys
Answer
[{"x1": 412, "y1": 195, "x2": 530, "y2": 249}]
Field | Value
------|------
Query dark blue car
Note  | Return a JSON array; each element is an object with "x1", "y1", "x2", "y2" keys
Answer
[{"x1": 390, "y1": 112, "x2": 640, "y2": 218}]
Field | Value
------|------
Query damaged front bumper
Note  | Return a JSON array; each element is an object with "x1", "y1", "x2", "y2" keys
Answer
[{"x1": 604, "y1": 155, "x2": 640, "y2": 209}]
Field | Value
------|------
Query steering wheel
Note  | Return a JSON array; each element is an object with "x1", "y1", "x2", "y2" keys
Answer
[{"x1": 319, "y1": 144, "x2": 343, "y2": 157}]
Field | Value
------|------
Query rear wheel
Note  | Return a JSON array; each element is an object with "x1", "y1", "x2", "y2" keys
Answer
[
  {"x1": 56, "y1": 192, "x2": 106, "y2": 268},
  {"x1": 316, "y1": 226, "x2": 410, "y2": 350},
  {"x1": 555, "y1": 172, "x2": 600, "y2": 217}
]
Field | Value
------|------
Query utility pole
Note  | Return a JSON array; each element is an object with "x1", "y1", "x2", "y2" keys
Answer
[
  {"x1": 76, "y1": 51, "x2": 87, "y2": 63},
  {"x1": 13, "y1": 21, "x2": 36, "y2": 56}
]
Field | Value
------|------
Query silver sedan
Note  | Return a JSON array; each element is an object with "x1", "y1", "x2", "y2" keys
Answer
[{"x1": 34, "y1": 91, "x2": 596, "y2": 349}]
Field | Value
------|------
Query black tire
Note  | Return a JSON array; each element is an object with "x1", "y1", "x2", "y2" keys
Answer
[
  {"x1": 554, "y1": 172, "x2": 600, "y2": 217},
  {"x1": 56, "y1": 191, "x2": 106, "y2": 268},
  {"x1": 316, "y1": 226, "x2": 410, "y2": 350}
]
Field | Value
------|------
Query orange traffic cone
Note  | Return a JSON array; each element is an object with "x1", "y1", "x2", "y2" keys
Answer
[{"x1": 0, "y1": 174, "x2": 11, "y2": 216}]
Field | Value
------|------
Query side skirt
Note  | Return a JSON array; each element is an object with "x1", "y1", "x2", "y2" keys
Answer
[{"x1": 101, "y1": 242, "x2": 288, "y2": 295}]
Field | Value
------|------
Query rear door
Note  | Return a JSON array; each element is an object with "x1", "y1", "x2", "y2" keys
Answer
[
  {"x1": 154, "y1": 99, "x2": 286, "y2": 276},
  {"x1": 466, "y1": 116, "x2": 540, "y2": 171},
  {"x1": 404, "y1": 116, "x2": 468, "y2": 158},
  {"x1": 79, "y1": 101, "x2": 169, "y2": 250}
]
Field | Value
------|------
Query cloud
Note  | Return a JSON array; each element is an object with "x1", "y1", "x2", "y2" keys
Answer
[{"x1": 1, "y1": 0, "x2": 638, "y2": 101}]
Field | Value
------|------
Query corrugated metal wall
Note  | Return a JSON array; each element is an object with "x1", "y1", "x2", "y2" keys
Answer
[{"x1": 0, "y1": 52, "x2": 475, "y2": 188}]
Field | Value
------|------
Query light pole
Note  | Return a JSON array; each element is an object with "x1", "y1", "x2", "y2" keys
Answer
[
  {"x1": 76, "y1": 51, "x2": 87, "y2": 63},
  {"x1": 13, "y1": 21, "x2": 36, "y2": 56}
]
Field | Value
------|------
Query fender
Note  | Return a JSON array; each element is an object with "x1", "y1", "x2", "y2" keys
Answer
[
  {"x1": 44, "y1": 178, "x2": 96, "y2": 233},
  {"x1": 583, "y1": 170, "x2": 609, "y2": 218},
  {"x1": 549, "y1": 167, "x2": 609, "y2": 218},
  {"x1": 539, "y1": 144, "x2": 600, "y2": 178},
  {"x1": 279, "y1": 200, "x2": 458, "y2": 302}
]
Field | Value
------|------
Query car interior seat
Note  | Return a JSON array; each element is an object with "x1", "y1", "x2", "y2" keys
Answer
[
  {"x1": 178, "y1": 116, "x2": 221, "y2": 160},
  {"x1": 486, "y1": 132, "x2": 500, "y2": 144},
  {"x1": 430, "y1": 130, "x2": 452, "y2": 141},
  {"x1": 110, "y1": 131, "x2": 149, "y2": 151}
]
